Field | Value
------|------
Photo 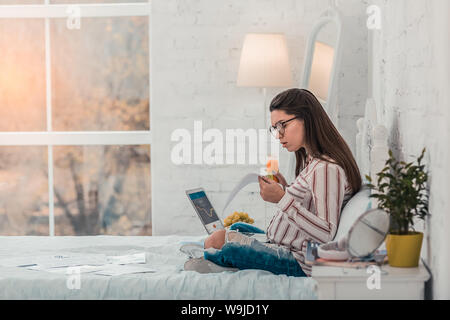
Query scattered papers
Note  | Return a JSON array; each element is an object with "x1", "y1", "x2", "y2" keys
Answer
[
  {"x1": 94, "y1": 264, "x2": 156, "y2": 276},
  {"x1": 0, "y1": 256, "x2": 40, "y2": 268},
  {"x1": 106, "y1": 252, "x2": 146, "y2": 265},
  {"x1": 27, "y1": 264, "x2": 156, "y2": 276},
  {"x1": 26, "y1": 265, "x2": 105, "y2": 274},
  {"x1": 0, "y1": 253, "x2": 107, "y2": 269},
  {"x1": 34, "y1": 253, "x2": 108, "y2": 269},
  {"x1": 0, "y1": 251, "x2": 155, "y2": 276}
]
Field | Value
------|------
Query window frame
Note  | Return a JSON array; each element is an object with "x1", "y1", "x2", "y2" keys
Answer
[{"x1": 0, "y1": 1, "x2": 152, "y2": 236}]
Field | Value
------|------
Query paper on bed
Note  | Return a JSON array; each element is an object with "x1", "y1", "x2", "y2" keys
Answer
[
  {"x1": 26, "y1": 264, "x2": 156, "y2": 276},
  {"x1": 0, "y1": 253, "x2": 108, "y2": 268},
  {"x1": 26, "y1": 265, "x2": 105, "y2": 274},
  {"x1": 22, "y1": 252, "x2": 150, "y2": 276},
  {"x1": 34, "y1": 253, "x2": 108, "y2": 268},
  {"x1": 94, "y1": 264, "x2": 156, "y2": 276},
  {"x1": 0, "y1": 256, "x2": 40, "y2": 268},
  {"x1": 0, "y1": 252, "x2": 147, "y2": 269},
  {"x1": 106, "y1": 252, "x2": 146, "y2": 265}
]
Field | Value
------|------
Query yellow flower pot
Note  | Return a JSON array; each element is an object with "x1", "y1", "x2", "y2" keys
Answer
[{"x1": 385, "y1": 232, "x2": 423, "y2": 267}]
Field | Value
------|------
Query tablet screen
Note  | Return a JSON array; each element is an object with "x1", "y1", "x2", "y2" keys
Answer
[{"x1": 188, "y1": 190, "x2": 220, "y2": 225}]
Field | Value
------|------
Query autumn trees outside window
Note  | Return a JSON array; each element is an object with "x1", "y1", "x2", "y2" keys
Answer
[{"x1": 0, "y1": 1, "x2": 152, "y2": 236}]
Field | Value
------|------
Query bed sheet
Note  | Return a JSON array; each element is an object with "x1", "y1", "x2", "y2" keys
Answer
[{"x1": 0, "y1": 235, "x2": 318, "y2": 300}]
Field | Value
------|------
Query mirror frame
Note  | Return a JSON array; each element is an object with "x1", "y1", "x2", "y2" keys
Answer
[
  {"x1": 346, "y1": 208, "x2": 390, "y2": 258},
  {"x1": 301, "y1": 6, "x2": 343, "y2": 127}
]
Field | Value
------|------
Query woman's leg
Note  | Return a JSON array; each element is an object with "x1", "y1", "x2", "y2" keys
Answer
[
  {"x1": 204, "y1": 237, "x2": 307, "y2": 277},
  {"x1": 204, "y1": 229, "x2": 226, "y2": 249},
  {"x1": 204, "y1": 222, "x2": 264, "y2": 250}
]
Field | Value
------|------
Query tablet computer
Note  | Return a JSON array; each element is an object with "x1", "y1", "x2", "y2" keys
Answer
[{"x1": 186, "y1": 188, "x2": 224, "y2": 235}]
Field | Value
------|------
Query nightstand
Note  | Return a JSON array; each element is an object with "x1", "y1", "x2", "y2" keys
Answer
[{"x1": 312, "y1": 259, "x2": 431, "y2": 300}]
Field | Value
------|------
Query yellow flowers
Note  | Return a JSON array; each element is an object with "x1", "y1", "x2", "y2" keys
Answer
[{"x1": 223, "y1": 211, "x2": 254, "y2": 227}]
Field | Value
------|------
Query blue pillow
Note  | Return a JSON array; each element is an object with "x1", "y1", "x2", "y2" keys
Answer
[{"x1": 229, "y1": 222, "x2": 265, "y2": 234}]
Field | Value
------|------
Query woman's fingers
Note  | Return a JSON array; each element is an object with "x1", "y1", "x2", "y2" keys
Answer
[
  {"x1": 259, "y1": 175, "x2": 268, "y2": 183},
  {"x1": 258, "y1": 177, "x2": 285, "y2": 204},
  {"x1": 274, "y1": 171, "x2": 287, "y2": 186},
  {"x1": 258, "y1": 176, "x2": 269, "y2": 187}
]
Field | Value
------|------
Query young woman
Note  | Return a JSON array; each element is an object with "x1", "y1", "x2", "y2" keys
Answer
[{"x1": 203, "y1": 88, "x2": 362, "y2": 277}]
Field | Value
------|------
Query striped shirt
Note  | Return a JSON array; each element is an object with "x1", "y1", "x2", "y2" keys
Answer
[{"x1": 266, "y1": 154, "x2": 353, "y2": 277}]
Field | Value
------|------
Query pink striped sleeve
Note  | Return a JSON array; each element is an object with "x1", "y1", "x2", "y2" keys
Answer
[{"x1": 277, "y1": 162, "x2": 347, "y2": 243}]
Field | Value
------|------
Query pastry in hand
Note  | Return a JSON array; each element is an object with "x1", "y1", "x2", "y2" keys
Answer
[{"x1": 266, "y1": 159, "x2": 279, "y2": 182}]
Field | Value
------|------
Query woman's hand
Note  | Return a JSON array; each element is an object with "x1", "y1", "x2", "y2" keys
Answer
[
  {"x1": 258, "y1": 176, "x2": 286, "y2": 203},
  {"x1": 274, "y1": 171, "x2": 288, "y2": 188}
]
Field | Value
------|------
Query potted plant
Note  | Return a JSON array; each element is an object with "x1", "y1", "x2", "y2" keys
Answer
[{"x1": 365, "y1": 148, "x2": 429, "y2": 267}]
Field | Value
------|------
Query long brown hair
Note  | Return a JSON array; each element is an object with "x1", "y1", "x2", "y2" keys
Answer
[{"x1": 270, "y1": 88, "x2": 362, "y2": 195}]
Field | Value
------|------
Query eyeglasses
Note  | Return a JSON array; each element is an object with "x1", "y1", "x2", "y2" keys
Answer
[{"x1": 269, "y1": 116, "x2": 301, "y2": 139}]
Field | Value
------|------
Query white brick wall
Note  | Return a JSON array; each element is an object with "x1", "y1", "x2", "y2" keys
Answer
[
  {"x1": 370, "y1": 0, "x2": 450, "y2": 299},
  {"x1": 151, "y1": 0, "x2": 368, "y2": 235},
  {"x1": 149, "y1": 0, "x2": 450, "y2": 299}
]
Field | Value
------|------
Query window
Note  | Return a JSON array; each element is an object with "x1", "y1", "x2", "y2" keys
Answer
[{"x1": 0, "y1": 1, "x2": 151, "y2": 236}]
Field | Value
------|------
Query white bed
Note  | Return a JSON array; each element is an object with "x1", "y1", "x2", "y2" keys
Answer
[
  {"x1": 0, "y1": 3, "x2": 390, "y2": 299},
  {"x1": 0, "y1": 98, "x2": 388, "y2": 300},
  {"x1": 0, "y1": 105, "x2": 388, "y2": 300},
  {"x1": 0, "y1": 72, "x2": 393, "y2": 302},
  {"x1": 0, "y1": 235, "x2": 317, "y2": 300}
]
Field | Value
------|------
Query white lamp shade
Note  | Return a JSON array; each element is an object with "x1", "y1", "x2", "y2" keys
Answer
[
  {"x1": 237, "y1": 33, "x2": 293, "y2": 88},
  {"x1": 308, "y1": 41, "x2": 335, "y2": 102}
]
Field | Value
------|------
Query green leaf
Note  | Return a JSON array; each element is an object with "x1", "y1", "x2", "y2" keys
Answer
[{"x1": 369, "y1": 147, "x2": 429, "y2": 229}]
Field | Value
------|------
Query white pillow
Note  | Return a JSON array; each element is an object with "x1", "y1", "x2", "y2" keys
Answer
[{"x1": 332, "y1": 185, "x2": 372, "y2": 241}]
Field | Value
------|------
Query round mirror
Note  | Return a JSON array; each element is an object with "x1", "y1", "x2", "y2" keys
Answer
[{"x1": 346, "y1": 208, "x2": 390, "y2": 258}]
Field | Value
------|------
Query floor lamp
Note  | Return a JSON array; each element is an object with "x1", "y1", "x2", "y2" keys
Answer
[{"x1": 236, "y1": 33, "x2": 293, "y2": 229}]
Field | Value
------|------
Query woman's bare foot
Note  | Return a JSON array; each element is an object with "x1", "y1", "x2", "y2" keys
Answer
[{"x1": 204, "y1": 229, "x2": 226, "y2": 249}]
